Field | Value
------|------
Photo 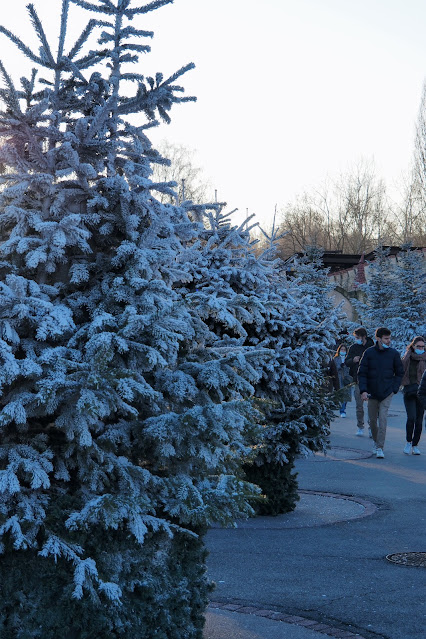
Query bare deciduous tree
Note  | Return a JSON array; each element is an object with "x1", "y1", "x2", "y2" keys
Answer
[
  {"x1": 333, "y1": 160, "x2": 390, "y2": 252},
  {"x1": 391, "y1": 171, "x2": 426, "y2": 245},
  {"x1": 277, "y1": 159, "x2": 392, "y2": 257},
  {"x1": 151, "y1": 140, "x2": 211, "y2": 204},
  {"x1": 413, "y1": 81, "x2": 426, "y2": 201},
  {"x1": 396, "y1": 81, "x2": 426, "y2": 245}
]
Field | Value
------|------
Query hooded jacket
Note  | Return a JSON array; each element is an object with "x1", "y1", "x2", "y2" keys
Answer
[{"x1": 357, "y1": 342, "x2": 403, "y2": 401}]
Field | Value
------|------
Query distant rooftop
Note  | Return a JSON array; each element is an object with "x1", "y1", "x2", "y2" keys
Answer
[{"x1": 286, "y1": 246, "x2": 425, "y2": 274}]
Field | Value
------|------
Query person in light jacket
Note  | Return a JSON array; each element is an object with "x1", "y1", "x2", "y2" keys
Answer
[{"x1": 358, "y1": 327, "x2": 403, "y2": 459}]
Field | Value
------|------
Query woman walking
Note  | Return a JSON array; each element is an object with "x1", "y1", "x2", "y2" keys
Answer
[{"x1": 401, "y1": 336, "x2": 426, "y2": 455}]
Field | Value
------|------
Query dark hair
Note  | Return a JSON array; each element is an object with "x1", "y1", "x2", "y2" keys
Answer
[
  {"x1": 406, "y1": 336, "x2": 426, "y2": 352},
  {"x1": 335, "y1": 343, "x2": 348, "y2": 357},
  {"x1": 354, "y1": 327, "x2": 367, "y2": 338},
  {"x1": 375, "y1": 327, "x2": 391, "y2": 339}
]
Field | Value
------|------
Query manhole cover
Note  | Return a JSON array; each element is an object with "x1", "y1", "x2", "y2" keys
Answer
[{"x1": 386, "y1": 552, "x2": 426, "y2": 567}]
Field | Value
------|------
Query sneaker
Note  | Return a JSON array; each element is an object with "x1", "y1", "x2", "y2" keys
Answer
[
  {"x1": 340, "y1": 412, "x2": 346, "y2": 418},
  {"x1": 372, "y1": 443, "x2": 378, "y2": 453},
  {"x1": 403, "y1": 442, "x2": 412, "y2": 455},
  {"x1": 368, "y1": 427, "x2": 373, "y2": 438},
  {"x1": 412, "y1": 446, "x2": 421, "y2": 455},
  {"x1": 376, "y1": 448, "x2": 385, "y2": 459},
  {"x1": 356, "y1": 428, "x2": 364, "y2": 436}
]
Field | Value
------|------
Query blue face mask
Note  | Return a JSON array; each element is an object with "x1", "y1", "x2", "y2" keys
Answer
[
  {"x1": 340, "y1": 354, "x2": 346, "y2": 360},
  {"x1": 355, "y1": 339, "x2": 362, "y2": 345},
  {"x1": 415, "y1": 349, "x2": 425, "y2": 355},
  {"x1": 382, "y1": 343, "x2": 390, "y2": 349}
]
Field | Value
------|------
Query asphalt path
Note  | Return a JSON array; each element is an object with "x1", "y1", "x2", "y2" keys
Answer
[{"x1": 205, "y1": 391, "x2": 426, "y2": 639}]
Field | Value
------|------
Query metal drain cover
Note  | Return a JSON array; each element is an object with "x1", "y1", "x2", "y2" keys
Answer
[{"x1": 386, "y1": 552, "x2": 426, "y2": 567}]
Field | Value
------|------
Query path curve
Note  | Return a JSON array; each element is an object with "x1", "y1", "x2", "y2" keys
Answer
[{"x1": 208, "y1": 601, "x2": 372, "y2": 639}]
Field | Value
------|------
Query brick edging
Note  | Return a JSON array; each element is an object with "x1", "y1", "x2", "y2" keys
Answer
[{"x1": 209, "y1": 601, "x2": 370, "y2": 638}]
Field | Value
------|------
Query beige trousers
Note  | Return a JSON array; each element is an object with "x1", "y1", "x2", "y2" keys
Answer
[
  {"x1": 354, "y1": 384, "x2": 367, "y2": 429},
  {"x1": 368, "y1": 394, "x2": 393, "y2": 449}
]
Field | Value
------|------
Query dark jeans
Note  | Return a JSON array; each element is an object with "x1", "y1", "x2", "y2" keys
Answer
[{"x1": 403, "y1": 394, "x2": 424, "y2": 446}]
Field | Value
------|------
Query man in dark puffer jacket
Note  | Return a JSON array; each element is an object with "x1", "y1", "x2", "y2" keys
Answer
[{"x1": 358, "y1": 327, "x2": 403, "y2": 459}]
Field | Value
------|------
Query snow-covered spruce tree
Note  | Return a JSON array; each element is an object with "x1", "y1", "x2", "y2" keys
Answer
[
  {"x1": 385, "y1": 245, "x2": 426, "y2": 350},
  {"x1": 355, "y1": 245, "x2": 426, "y2": 352},
  {"x1": 176, "y1": 209, "x2": 342, "y2": 514},
  {"x1": 248, "y1": 244, "x2": 343, "y2": 514},
  {"x1": 353, "y1": 245, "x2": 396, "y2": 336},
  {"x1": 0, "y1": 2, "x2": 264, "y2": 637}
]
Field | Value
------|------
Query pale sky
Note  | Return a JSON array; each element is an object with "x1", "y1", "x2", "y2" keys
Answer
[{"x1": 2, "y1": 0, "x2": 426, "y2": 228}]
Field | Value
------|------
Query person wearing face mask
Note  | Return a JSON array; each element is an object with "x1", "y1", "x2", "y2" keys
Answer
[
  {"x1": 344, "y1": 327, "x2": 374, "y2": 436},
  {"x1": 357, "y1": 327, "x2": 404, "y2": 459},
  {"x1": 401, "y1": 336, "x2": 426, "y2": 455},
  {"x1": 333, "y1": 344, "x2": 352, "y2": 417}
]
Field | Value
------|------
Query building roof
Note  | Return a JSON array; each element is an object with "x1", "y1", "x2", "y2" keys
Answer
[{"x1": 286, "y1": 246, "x2": 425, "y2": 274}]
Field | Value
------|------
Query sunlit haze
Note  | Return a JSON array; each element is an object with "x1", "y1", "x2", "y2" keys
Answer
[{"x1": 2, "y1": 0, "x2": 426, "y2": 228}]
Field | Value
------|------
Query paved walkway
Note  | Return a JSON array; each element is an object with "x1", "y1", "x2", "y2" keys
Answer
[{"x1": 204, "y1": 392, "x2": 426, "y2": 639}]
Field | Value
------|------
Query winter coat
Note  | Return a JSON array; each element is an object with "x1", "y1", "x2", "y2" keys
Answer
[
  {"x1": 357, "y1": 343, "x2": 404, "y2": 401},
  {"x1": 344, "y1": 337, "x2": 374, "y2": 383},
  {"x1": 327, "y1": 358, "x2": 340, "y2": 392},
  {"x1": 401, "y1": 351, "x2": 426, "y2": 386},
  {"x1": 332, "y1": 355, "x2": 352, "y2": 402},
  {"x1": 417, "y1": 369, "x2": 426, "y2": 408}
]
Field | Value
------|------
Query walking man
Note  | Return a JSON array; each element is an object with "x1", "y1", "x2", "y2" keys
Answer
[
  {"x1": 357, "y1": 327, "x2": 403, "y2": 459},
  {"x1": 345, "y1": 327, "x2": 374, "y2": 436}
]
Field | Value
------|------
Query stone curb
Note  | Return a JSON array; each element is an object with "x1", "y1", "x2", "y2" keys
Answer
[
  {"x1": 299, "y1": 490, "x2": 378, "y2": 520},
  {"x1": 209, "y1": 601, "x2": 370, "y2": 638},
  {"x1": 221, "y1": 491, "x2": 379, "y2": 530},
  {"x1": 304, "y1": 446, "x2": 374, "y2": 461}
]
